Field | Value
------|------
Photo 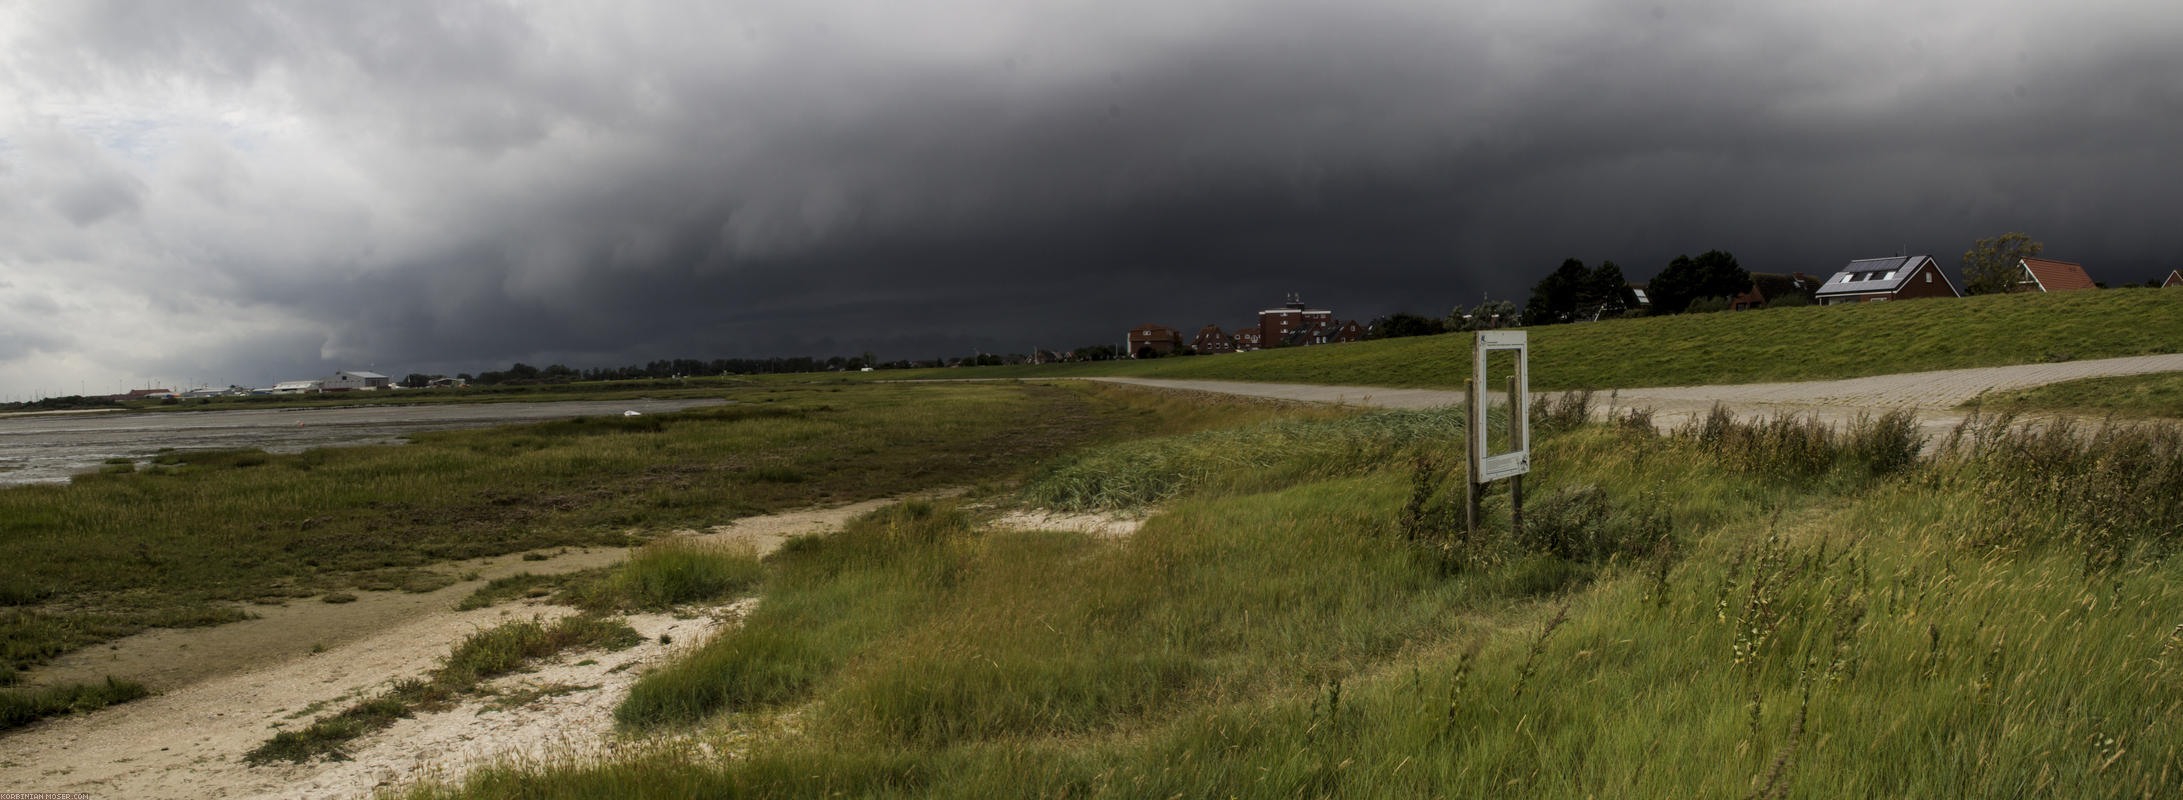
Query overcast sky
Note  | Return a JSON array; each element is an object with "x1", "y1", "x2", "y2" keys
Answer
[{"x1": 3, "y1": 0, "x2": 2180, "y2": 394}]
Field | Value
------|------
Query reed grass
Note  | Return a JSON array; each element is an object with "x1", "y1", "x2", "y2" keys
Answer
[{"x1": 400, "y1": 388, "x2": 2183, "y2": 799}]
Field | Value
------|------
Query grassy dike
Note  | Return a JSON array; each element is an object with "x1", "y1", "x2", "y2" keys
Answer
[
  {"x1": 0, "y1": 381, "x2": 1287, "y2": 729},
  {"x1": 876, "y1": 286, "x2": 2183, "y2": 390},
  {"x1": 392, "y1": 392, "x2": 2183, "y2": 799}
]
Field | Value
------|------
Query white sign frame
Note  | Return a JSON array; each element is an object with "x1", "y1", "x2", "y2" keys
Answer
[{"x1": 1471, "y1": 331, "x2": 1531, "y2": 482}]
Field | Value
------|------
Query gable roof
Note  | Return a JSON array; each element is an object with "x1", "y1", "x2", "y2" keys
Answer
[
  {"x1": 2165, "y1": 270, "x2": 2183, "y2": 288},
  {"x1": 2018, "y1": 258, "x2": 2095, "y2": 292},
  {"x1": 1815, "y1": 255, "x2": 1938, "y2": 297}
]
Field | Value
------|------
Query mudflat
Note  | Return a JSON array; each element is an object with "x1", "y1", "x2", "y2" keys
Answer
[{"x1": 0, "y1": 397, "x2": 727, "y2": 485}]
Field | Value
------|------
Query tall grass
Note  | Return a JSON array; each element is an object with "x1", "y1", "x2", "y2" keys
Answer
[
  {"x1": 1022, "y1": 408, "x2": 1461, "y2": 510},
  {"x1": 1677, "y1": 404, "x2": 1926, "y2": 482},
  {"x1": 1931, "y1": 412, "x2": 2183, "y2": 568},
  {"x1": 399, "y1": 394, "x2": 2183, "y2": 799},
  {"x1": 560, "y1": 540, "x2": 765, "y2": 612}
]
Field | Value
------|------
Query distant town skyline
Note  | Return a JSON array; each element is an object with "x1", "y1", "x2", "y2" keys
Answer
[{"x1": 5, "y1": 1, "x2": 2183, "y2": 396}]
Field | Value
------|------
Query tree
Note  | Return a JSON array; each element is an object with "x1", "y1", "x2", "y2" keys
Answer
[
  {"x1": 400, "y1": 373, "x2": 433, "y2": 388},
  {"x1": 1647, "y1": 250, "x2": 1749, "y2": 314},
  {"x1": 1961, "y1": 232, "x2": 2043, "y2": 295},
  {"x1": 1446, "y1": 300, "x2": 1518, "y2": 331},
  {"x1": 1367, "y1": 312, "x2": 1447, "y2": 340},
  {"x1": 1522, "y1": 258, "x2": 1592, "y2": 325},
  {"x1": 1583, "y1": 261, "x2": 1627, "y2": 316}
]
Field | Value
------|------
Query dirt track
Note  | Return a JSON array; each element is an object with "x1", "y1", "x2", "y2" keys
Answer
[{"x1": 1093, "y1": 353, "x2": 2183, "y2": 435}]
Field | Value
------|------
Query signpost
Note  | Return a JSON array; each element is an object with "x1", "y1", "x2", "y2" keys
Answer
[{"x1": 1466, "y1": 331, "x2": 1530, "y2": 534}]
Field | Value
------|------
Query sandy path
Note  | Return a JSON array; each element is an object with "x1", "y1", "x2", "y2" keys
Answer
[
  {"x1": 0, "y1": 494, "x2": 947, "y2": 800},
  {"x1": 1091, "y1": 353, "x2": 2183, "y2": 435}
]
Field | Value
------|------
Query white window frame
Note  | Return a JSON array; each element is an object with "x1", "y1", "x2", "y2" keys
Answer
[{"x1": 1472, "y1": 331, "x2": 1531, "y2": 482}]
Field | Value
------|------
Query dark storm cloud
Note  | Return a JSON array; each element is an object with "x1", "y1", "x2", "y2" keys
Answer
[{"x1": 4, "y1": 0, "x2": 2181, "y2": 391}]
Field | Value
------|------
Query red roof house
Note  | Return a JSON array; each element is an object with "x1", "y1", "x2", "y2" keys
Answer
[{"x1": 2014, "y1": 258, "x2": 2097, "y2": 292}]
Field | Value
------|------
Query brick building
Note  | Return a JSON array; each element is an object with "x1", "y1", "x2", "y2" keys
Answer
[
  {"x1": 1193, "y1": 324, "x2": 1235, "y2": 354},
  {"x1": 1128, "y1": 323, "x2": 1183, "y2": 358},
  {"x1": 1814, "y1": 256, "x2": 1960, "y2": 305},
  {"x1": 1258, "y1": 293, "x2": 1333, "y2": 345}
]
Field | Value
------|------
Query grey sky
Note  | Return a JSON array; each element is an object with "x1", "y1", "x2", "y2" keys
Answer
[{"x1": 2, "y1": 0, "x2": 2179, "y2": 394}]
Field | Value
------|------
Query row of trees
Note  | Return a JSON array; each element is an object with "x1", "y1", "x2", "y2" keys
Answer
[{"x1": 1521, "y1": 250, "x2": 1751, "y2": 325}]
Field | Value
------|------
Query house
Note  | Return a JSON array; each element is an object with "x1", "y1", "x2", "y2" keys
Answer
[
  {"x1": 1813, "y1": 255, "x2": 1960, "y2": 305},
  {"x1": 322, "y1": 370, "x2": 391, "y2": 391},
  {"x1": 1330, "y1": 320, "x2": 1365, "y2": 344},
  {"x1": 1603, "y1": 283, "x2": 1652, "y2": 319},
  {"x1": 271, "y1": 380, "x2": 323, "y2": 394},
  {"x1": 1258, "y1": 293, "x2": 1333, "y2": 345},
  {"x1": 1127, "y1": 323, "x2": 1183, "y2": 358},
  {"x1": 1193, "y1": 324, "x2": 1235, "y2": 354},
  {"x1": 2013, "y1": 258, "x2": 2096, "y2": 293},
  {"x1": 1730, "y1": 272, "x2": 1825, "y2": 310},
  {"x1": 1233, "y1": 326, "x2": 1262, "y2": 351},
  {"x1": 2165, "y1": 270, "x2": 2183, "y2": 288}
]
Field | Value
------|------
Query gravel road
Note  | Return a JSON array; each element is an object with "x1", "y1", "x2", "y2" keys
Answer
[{"x1": 1092, "y1": 352, "x2": 2183, "y2": 435}]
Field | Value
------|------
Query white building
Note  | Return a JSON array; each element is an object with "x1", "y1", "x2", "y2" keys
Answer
[
  {"x1": 271, "y1": 380, "x2": 323, "y2": 394},
  {"x1": 323, "y1": 370, "x2": 391, "y2": 391}
]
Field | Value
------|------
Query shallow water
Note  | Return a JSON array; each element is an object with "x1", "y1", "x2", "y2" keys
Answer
[{"x1": 0, "y1": 398, "x2": 726, "y2": 486}]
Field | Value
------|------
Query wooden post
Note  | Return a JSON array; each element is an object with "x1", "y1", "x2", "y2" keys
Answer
[
  {"x1": 1464, "y1": 377, "x2": 1480, "y2": 533},
  {"x1": 1507, "y1": 373, "x2": 1523, "y2": 539}
]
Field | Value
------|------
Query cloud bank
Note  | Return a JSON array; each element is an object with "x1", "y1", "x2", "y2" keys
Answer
[{"x1": 2, "y1": 0, "x2": 2179, "y2": 392}]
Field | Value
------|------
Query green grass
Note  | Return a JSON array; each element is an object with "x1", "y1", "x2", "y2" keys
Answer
[
  {"x1": 246, "y1": 614, "x2": 644, "y2": 765},
  {"x1": 1967, "y1": 370, "x2": 2183, "y2": 418},
  {"x1": 0, "y1": 676, "x2": 151, "y2": 730},
  {"x1": 878, "y1": 287, "x2": 2183, "y2": 390},
  {"x1": 559, "y1": 541, "x2": 766, "y2": 613},
  {"x1": 398, "y1": 393, "x2": 2183, "y2": 799},
  {"x1": 0, "y1": 381, "x2": 1174, "y2": 679}
]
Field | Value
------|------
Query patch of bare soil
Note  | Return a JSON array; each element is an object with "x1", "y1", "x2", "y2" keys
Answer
[
  {"x1": 990, "y1": 508, "x2": 1147, "y2": 539},
  {"x1": 679, "y1": 487, "x2": 966, "y2": 557},
  {"x1": 250, "y1": 601, "x2": 756, "y2": 800},
  {"x1": 34, "y1": 546, "x2": 627, "y2": 693}
]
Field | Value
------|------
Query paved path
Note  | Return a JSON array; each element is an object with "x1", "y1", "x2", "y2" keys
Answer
[{"x1": 1091, "y1": 353, "x2": 2183, "y2": 436}]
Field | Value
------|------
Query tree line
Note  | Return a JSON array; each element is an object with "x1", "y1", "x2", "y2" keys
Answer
[{"x1": 1519, "y1": 250, "x2": 1754, "y2": 326}]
